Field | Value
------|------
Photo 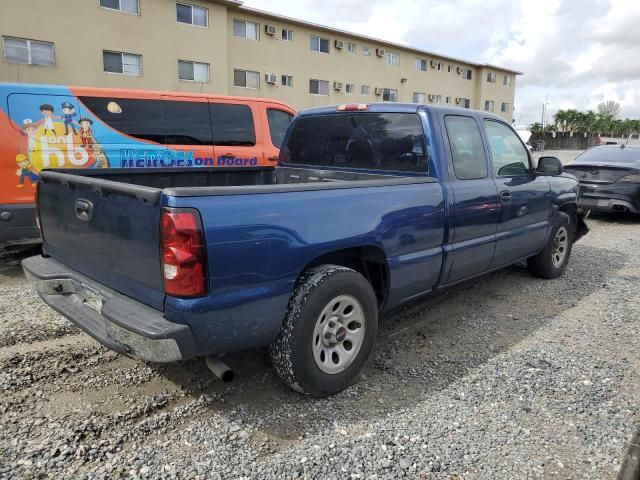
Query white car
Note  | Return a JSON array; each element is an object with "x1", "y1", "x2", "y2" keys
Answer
[{"x1": 516, "y1": 129, "x2": 535, "y2": 154}]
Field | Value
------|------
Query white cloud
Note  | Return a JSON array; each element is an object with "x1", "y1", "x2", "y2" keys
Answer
[{"x1": 243, "y1": 0, "x2": 640, "y2": 124}]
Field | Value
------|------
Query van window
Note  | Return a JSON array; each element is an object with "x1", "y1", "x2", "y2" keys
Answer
[
  {"x1": 80, "y1": 97, "x2": 165, "y2": 143},
  {"x1": 210, "y1": 103, "x2": 255, "y2": 146},
  {"x1": 444, "y1": 115, "x2": 488, "y2": 180},
  {"x1": 163, "y1": 100, "x2": 212, "y2": 145},
  {"x1": 284, "y1": 112, "x2": 427, "y2": 173},
  {"x1": 266, "y1": 109, "x2": 294, "y2": 148}
]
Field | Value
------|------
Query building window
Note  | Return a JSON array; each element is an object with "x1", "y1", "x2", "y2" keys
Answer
[
  {"x1": 435, "y1": 94, "x2": 443, "y2": 103},
  {"x1": 233, "y1": 19, "x2": 259, "y2": 40},
  {"x1": 3, "y1": 37, "x2": 55, "y2": 66},
  {"x1": 100, "y1": 0, "x2": 139, "y2": 14},
  {"x1": 445, "y1": 96, "x2": 452, "y2": 104},
  {"x1": 462, "y1": 98, "x2": 471, "y2": 108},
  {"x1": 103, "y1": 50, "x2": 141, "y2": 76},
  {"x1": 486, "y1": 72, "x2": 496, "y2": 83},
  {"x1": 178, "y1": 60, "x2": 209, "y2": 82},
  {"x1": 503, "y1": 75, "x2": 512, "y2": 86},
  {"x1": 310, "y1": 35, "x2": 330, "y2": 53},
  {"x1": 382, "y1": 88, "x2": 398, "y2": 102},
  {"x1": 447, "y1": 65, "x2": 453, "y2": 73},
  {"x1": 436, "y1": 62, "x2": 444, "y2": 71},
  {"x1": 346, "y1": 42, "x2": 356, "y2": 54},
  {"x1": 309, "y1": 79, "x2": 329, "y2": 95},
  {"x1": 484, "y1": 100, "x2": 495, "y2": 112},
  {"x1": 177, "y1": 3, "x2": 208, "y2": 27},
  {"x1": 362, "y1": 47, "x2": 371, "y2": 56},
  {"x1": 361, "y1": 85, "x2": 370, "y2": 95},
  {"x1": 501, "y1": 102, "x2": 510, "y2": 113},
  {"x1": 463, "y1": 69, "x2": 473, "y2": 80},
  {"x1": 281, "y1": 75, "x2": 293, "y2": 87},
  {"x1": 233, "y1": 69, "x2": 260, "y2": 89},
  {"x1": 282, "y1": 29, "x2": 294, "y2": 41},
  {"x1": 345, "y1": 83, "x2": 354, "y2": 94},
  {"x1": 413, "y1": 92, "x2": 425, "y2": 103},
  {"x1": 415, "y1": 59, "x2": 427, "y2": 71},
  {"x1": 384, "y1": 51, "x2": 399, "y2": 66}
]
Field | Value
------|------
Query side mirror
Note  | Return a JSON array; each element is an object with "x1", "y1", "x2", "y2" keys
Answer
[{"x1": 536, "y1": 156, "x2": 563, "y2": 176}]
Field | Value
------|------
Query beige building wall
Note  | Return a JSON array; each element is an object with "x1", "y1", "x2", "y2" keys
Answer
[{"x1": 0, "y1": 0, "x2": 519, "y2": 119}]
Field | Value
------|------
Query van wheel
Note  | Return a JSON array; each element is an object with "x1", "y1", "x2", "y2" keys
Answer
[
  {"x1": 527, "y1": 211, "x2": 573, "y2": 279},
  {"x1": 270, "y1": 265, "x2": 378, "y2": 397}
]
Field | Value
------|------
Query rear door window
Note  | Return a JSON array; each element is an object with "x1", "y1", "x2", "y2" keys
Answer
[
  {"x1": 163, "y1": 100, "x2": 212, "y2": 145},
  {"x1": 266, "y1": 109, "x2": 294, "y2": 148},
  {"x1": 444, "y1": 115, "x2": 488, "y2": 180},
  {"x1": 79, "y1": 97, "x2": 165, "y2": 143},
  {"x1": 210, "y1": 103, "x2": 256, "y2": 146},
  {"x1": 284, "y1": 112, "x2": 427, "y2": 173}
]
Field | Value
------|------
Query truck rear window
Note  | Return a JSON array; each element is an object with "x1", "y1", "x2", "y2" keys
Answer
[{"x1": 283, "y1": 112, "x2": 428, "y2": 173}]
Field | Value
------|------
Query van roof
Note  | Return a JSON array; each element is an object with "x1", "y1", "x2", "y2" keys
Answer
[{"x1": 0, "y1": 82, "x2": 295, "y2": 111}]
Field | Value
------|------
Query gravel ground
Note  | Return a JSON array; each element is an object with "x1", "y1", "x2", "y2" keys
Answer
[{"x1": 0, "y1": 214, "x2": 638, "y2": 479}]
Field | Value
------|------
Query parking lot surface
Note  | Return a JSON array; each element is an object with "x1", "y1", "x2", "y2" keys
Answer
[{"x1": 0, "y1": 214, "x2": 638, "y2": 479}]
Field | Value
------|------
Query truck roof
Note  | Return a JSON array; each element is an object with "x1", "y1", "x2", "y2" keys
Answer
[{"x1": 298, "y1": 103, "x2": 509, "y2": 122}]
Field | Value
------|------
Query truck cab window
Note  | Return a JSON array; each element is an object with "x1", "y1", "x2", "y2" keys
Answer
[
  {"x1": 210, "y1": 103, "x2": 256, "y2": 146},
  {"x1": 444, "y1": 115, "x2": 487, "y2": 180},
  {"x1": 284, "y1": 112, "x2": 428, "y2": 173},
  {"x1": 266, "y1": 109, "x2": 294, "y2": 148},
  {"x1": 484, "y1": 120, "x2": 530, "y2": 176}
]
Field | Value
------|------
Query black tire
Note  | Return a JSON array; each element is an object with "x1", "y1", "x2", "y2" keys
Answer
[
  {"x1": 527, "y1": 211, "x2": 573, "y2": 279},
  {"x1": 270, "y1": 265, "x2": 378, "y2": 397}
]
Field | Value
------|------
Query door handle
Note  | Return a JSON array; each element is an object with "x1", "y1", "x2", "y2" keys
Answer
[
  {"x1": 499, "y1": 190, "x2": 512, "y2": 204},
  {"x1": 267, "y1": 155, "x2": 279, "y2": 162}
]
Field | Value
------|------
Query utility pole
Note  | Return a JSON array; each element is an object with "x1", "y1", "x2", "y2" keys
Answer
[{"x1": 540, "y1": 96, "x2": 548, "y2": 153}]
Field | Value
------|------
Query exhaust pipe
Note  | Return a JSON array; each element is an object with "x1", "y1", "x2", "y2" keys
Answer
[{"x1": 206, "y1": 355, "x2": 234, "y2": 382}]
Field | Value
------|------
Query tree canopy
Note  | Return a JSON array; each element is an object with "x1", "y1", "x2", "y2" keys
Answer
[{"x1": 536, "y1": 103, "x2": 639, "y2": 137}]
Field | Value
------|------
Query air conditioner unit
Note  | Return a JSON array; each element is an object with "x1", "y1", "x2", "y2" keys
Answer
[
  {"x1": 335, "y1": 40, "x2": 344, "y2": 49},
  {"x1": 374, "y1": 87, "x2": 383, "y2": 96},
  {"x1": 430, "y1": 60, "x2": 437, "y2": 68},
  {"x1": 456, "y1": 67, "x2": 463, "y2": 74},
  {"x1": 455, "y1": 97, "x2": 462, "y2": 104},
  {"x1": 375, "y1": 48, "x2": 385, "y2": 57},
  {"x1": 265, "y1": 73, "x2": 277, "y2": 84},
  {"x1": 265, "y1": 24, "x2": 277, "y2": 35},
  {"x1": 428, "y1": 94, "x2": 436, "y2": 102},
  {"x1": 333, "y1": 81, "x2": 343, "y2": 91}
]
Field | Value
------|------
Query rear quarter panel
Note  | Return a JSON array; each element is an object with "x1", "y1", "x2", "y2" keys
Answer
[{"x1": 162, "y1": 182, "x2": 445, "y2": 354}]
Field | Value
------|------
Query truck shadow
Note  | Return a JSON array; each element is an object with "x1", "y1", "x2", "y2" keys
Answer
[{"x1": 156, "y1": 242, "x2": 627, "y2": 443}]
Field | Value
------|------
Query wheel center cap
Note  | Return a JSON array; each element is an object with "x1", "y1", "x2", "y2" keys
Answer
[{"x1": 335, "y1": 326, "x2": 347, "y2": 343}]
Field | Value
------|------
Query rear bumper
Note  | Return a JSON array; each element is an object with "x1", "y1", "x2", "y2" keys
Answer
[
  {"x1": 578, "y1": 183, "x2": 640, "y2": 213},
  {"x1": 22, "y1": 255, "x2": 197, "y2": 362},
  {"x1": 0, "y1": 203, "x2": 40, "y2": 249}
]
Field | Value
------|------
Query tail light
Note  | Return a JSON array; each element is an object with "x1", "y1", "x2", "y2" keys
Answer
[
  {"x1": 160, "y1": 208, "x2": 207, "y2": 297},
  {"x1": 35, "y1": 181, "x2": 43, "y2": 240}
]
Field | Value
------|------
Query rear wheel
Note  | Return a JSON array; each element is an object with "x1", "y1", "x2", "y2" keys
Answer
[
  {"x1": 527, "y1": 212, "x2": 573, "y2": 279},
  {"x1": 270, "y1": 265, "x2": 378, "y2": 397}
]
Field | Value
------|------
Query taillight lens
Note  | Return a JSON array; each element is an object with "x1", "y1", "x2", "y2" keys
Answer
[{"x1": 160, "y1": 208, "x2": 207, "y2": 297}]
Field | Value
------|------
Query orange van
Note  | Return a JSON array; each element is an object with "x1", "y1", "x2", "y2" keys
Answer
[{"x1": 0, "y1": 82, "x2": 295, "y2": 249}]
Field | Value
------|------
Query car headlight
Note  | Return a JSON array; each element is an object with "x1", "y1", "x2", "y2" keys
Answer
[{"x1": 617, "y1": 174, "x2": 640, "y2": 183}]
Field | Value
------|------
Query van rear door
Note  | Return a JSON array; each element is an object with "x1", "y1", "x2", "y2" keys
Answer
[
  {"x1": 162, "y1": 96, "x2": 214, "y2": 167},
  {"x1": 210, "y1": 101, "x2": 264, "y2": 167}
]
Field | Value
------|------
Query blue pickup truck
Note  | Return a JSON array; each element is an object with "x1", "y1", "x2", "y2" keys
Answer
[{"x1": 23, "y1": 103, "x2": 587, "y2": 397}]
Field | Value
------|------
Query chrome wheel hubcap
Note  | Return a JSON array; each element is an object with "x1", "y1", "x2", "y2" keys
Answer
[
  {"x1": 552, "y1": 226, "x2": 568, "y2": 268},
  {"x1": 312, "y1": 294, "x2": 365, "y2": 375}
]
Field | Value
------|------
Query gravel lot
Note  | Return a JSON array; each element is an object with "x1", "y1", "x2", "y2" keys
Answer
[{"x1": 1, "y1": 214, "x2": 639, "y2": 479}]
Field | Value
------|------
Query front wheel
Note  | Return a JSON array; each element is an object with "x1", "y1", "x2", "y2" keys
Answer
[
  {"x1": 270, "y1": 265, "x2": 378, "y2": 397},
  {"x1": 527, "y1": 212, "x2": 573, "y2": 279}
]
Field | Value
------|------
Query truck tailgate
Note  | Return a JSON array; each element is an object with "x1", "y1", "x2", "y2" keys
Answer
[{"x1": 38, "y1": 171, "x2": 165, "y2": 310}]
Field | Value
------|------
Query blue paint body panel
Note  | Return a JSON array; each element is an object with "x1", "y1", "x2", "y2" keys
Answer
[{"x1": 34, "y1": 104, "x2": 583, "y2": 358}]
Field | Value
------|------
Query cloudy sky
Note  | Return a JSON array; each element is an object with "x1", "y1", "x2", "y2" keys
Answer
[{"x1": 243, "y1": 0, "x2": 640, "y2": 126}]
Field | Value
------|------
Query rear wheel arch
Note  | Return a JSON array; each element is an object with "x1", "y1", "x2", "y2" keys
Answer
[{"x1": 300, "y1": 246, "x2": 389, "y2": 309}]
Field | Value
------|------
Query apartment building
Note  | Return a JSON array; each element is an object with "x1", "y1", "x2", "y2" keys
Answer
[{"x1": 0, "y1": 0, "x2": 520, "y2": 119}]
